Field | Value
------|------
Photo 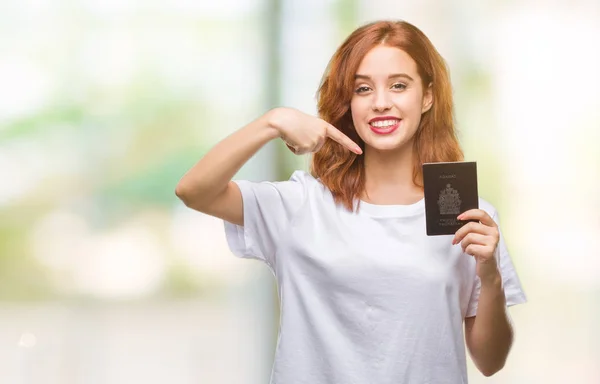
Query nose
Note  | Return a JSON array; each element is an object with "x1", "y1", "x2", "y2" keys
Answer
[{"x1": 372, "y1": 89, "x2": 392, "y2": 112}]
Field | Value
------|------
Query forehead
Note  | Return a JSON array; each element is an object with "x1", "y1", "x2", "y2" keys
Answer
[{"x1": 355, "y1": 45, "x2": 419, "y2": 79}]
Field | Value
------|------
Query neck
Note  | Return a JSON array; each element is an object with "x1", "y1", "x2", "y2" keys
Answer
[{"x1": 362, "y1": 143, "x2": 423, "y2": 204}]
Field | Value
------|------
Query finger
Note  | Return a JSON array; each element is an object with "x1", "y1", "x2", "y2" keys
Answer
[
  {"x1": 325, "y1": 125, "x2": 362, "y2": 154},
  {"x1": 457, "y1": 209, "x2": 497, "y2": 228},
  {"x1": 458, "y1": 233, "x2": 490, "y2": 253},
  {"x1": 464, "y1": 243, "x2": 494, "y2": 258},
  {"x1": 284, "y1": 142, "x2": 297, "y2": 153},
  {"x1": 313, "y1": 138, "x2": 325, "y2": 153},
  {"x1": 452, "y1": 222, "x2": 494, "y2": 245}
]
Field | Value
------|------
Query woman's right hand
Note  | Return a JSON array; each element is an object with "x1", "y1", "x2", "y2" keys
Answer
[{"x1": 267, "y1": 107, "x2": 363, "y2": 155}]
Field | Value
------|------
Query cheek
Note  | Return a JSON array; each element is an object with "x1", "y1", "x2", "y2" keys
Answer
[
  {"x1": 350, "y1": 98, "x2": 367, "y2": 124},
  {"x1": 349, "y1": 102, "x2": 358, "y2": 126},
  {"x1": 411, "y1": 92, "x2": 427, "y2": 111},
  {"x1": 393, "y1": 92, "x2": 423, "y2": 113}
]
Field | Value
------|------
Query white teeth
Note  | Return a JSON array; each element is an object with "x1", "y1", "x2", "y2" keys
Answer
[{"x1": 370, "y1": 119, "x2": 399, "y2": 127}]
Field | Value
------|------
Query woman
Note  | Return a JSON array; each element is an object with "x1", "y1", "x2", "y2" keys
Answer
[{"x1": 176, "y1": 20, "x2": 526, "y2": 384}]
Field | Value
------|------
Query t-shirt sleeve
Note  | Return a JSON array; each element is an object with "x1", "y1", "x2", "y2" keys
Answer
[
  {"x1": 223, "y1": 170, "x2": 309, "y2": 270},
  {"x1": 465, "y1": 209, "x2": 527, "y2": 318}
]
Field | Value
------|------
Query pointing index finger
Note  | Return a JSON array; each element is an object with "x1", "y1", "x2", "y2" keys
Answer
[{"x1": 325, "y1": 125, "x2": 362, "y2": 154}]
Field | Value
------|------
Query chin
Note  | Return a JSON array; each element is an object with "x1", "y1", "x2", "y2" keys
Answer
[
  {"x1": 361, "y1": 132, "x2": 413, "y2": 152},
  {"x1": 366, "y1": 142, "x2": 407, "y2": 152}
]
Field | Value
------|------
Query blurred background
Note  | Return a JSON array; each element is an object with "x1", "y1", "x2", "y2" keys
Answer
[{"x1": 0, "y1": 0, "x2": 599, "y2": 383}]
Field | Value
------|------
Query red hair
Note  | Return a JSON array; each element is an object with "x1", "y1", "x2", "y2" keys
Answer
[{"x1": 311, "y1": 20, "x2": 464, "y2": 211}]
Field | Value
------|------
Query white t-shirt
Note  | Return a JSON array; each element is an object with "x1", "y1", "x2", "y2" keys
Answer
[{"x1": 224, "y1": 170, "x2": 527, "y2": 384}]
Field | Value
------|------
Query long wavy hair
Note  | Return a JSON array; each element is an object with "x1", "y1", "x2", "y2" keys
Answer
[{"x1": 310, "y1": 20, "x2": 464, "y2": 211}]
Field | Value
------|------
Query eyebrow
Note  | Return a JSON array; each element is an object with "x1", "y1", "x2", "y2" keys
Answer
[{"x1": 354, "y1": 73, "x2": 415, "y2": 81}]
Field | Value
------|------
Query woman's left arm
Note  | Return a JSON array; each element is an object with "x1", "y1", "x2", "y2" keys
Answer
[{"x1": 452, "y1": 209, "x2": 514, "y2": 377}]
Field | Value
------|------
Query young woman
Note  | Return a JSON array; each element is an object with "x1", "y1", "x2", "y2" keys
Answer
[{"x1": 176, "y1": 20, "x2": 526, "y2": 384}]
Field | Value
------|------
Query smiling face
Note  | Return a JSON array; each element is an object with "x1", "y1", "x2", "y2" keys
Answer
[{"x1": 350, "y1": 45, "x2": 433, "y2": 152}]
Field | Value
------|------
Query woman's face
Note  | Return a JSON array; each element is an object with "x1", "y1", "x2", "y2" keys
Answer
[{"x1": 350, "y1": 45, "x2": 432, "y2": 152}]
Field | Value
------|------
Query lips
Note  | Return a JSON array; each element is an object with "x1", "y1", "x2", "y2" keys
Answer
[
  {"x1": 368, "y1": 115, "x2": 400, "y2": 123},
  {"x1": 368, "y1": 118, "x2": 401, "y2": 135}
]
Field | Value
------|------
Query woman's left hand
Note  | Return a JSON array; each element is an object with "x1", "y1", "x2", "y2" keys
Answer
[{"x1": 451, "y1": 209, "x2": 501, "y2": 283}]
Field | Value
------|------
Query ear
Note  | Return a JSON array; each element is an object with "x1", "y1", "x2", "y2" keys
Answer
[{"x1": 421, "y1": 82, "x2": 433, "y2": 113}]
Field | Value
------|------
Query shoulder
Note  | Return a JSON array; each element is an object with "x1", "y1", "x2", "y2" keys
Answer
[
  {"x1": 263, "y1": 170, "x2": 323, "y2": 203},
  {"x1": 287, "y1": 170, "x2": 336, "y2": 205},
  {"x1": 288, "y1": 170, "x2": 326, "y2": 192},
  {"x1": 288, "y1": 169, "x2": 314, "y2": 184},
  {"x1": 237, "y1": 170, "x2": 323, "y2": 201}
]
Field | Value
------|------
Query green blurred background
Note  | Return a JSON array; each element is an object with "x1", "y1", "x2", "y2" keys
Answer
[{"x1": 0, "y1": 0, "x2": 599, "y2": 383}]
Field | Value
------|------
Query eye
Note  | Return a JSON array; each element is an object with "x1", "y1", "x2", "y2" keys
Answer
[
  {"x1": 354, "y1": 86, "x2": 371, "y2": 94},
  {"x1": 391, "y1": 83, "x2": 407, "y2": 90}
]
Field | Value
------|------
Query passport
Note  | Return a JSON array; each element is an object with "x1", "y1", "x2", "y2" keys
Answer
[{"x1": 422, "y1": 161, "x2": 479, "y2": 236}]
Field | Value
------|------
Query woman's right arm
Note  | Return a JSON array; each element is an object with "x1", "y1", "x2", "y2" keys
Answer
[
  {"x1": 175, "y1": 111, "x2": 279, "y2": 226},
  {"x1": 175, "y1": 107, "x2": 361, "y2": 226}
]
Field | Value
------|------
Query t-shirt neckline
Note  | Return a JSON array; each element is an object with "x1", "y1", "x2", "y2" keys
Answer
[{"x1": 356, "y1": 197, "x2": 425, "y2": 218}]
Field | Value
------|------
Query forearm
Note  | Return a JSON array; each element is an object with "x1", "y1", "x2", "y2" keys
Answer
[
  {"x1": 175, "y1": 111, "x2": 280, "y2": 206},
  {"x1": 467, "y1": 274, "x2": 513, "y2": 376}
]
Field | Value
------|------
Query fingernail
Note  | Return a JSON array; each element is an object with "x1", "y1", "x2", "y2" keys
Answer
[{"x1": 355, "y1": 146, "x2": 362, "y2": 154}]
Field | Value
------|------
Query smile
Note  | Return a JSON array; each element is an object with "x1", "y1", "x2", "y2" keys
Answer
[{"x1": 369, "y1": 119, "x2": 401, "y2": 134}]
